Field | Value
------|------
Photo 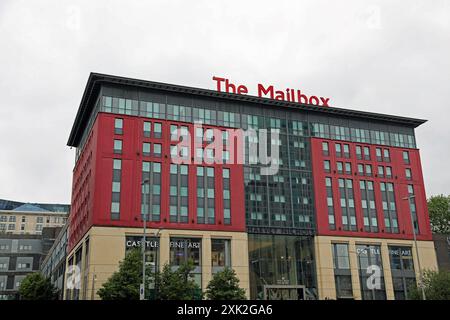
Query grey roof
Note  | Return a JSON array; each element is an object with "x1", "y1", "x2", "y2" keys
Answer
[
  {"x1": 0, "y1": 199, "x2": 70, "y2": 213},
  {"x1": 13, "y1": 203, "x2": 50, "y2": 212},
  {"x1": 67, "y1": 72, "x2": 428, "y2": 147}
]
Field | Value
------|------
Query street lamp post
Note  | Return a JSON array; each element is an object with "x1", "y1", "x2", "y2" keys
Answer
[
  {"x1": 153, "y1": 228, "x2": 162, "y2": 300},
  {"x1": 141, "y1": 179, "x2": 150, "y2": 301},
  {"x1": 402, "y1": 194, "x2": 426, "y2": 300}
]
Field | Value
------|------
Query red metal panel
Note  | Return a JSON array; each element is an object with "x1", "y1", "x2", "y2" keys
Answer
[
  {"x1": 311, "y1": 137, "x2": 432, "y2": 241},
  {"x1": 68, "y1": 113, "x2": 246, "y2": 251}
]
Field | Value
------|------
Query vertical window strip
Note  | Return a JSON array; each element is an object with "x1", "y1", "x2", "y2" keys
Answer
[
  {"x1": 380, "y1": 182, "x2": 399, "y2": 233},
  {"x1": 326, "y1": 177, "x2": 335, "y2": 230},
  {"x1": 111, "y1": 159, "x2": 122, "y2": 220},
  {"x1": 223, "y1": 168, "x2": 231, "y2": 225},
  {"x1": 339, "y1": 178, "x2": 357, "y2": 231},
  {"x1": 408, "y1": 185, "x2": 419, "y2": 234},
  {"x1": 141, "y1": 161, "x2": 161, "y2": 222},
  {"x1": 197, "y1": 166, "x2": 215, "y2": 224},
  {"x1": 169, "y1": 164, "x2": 189, "y2": 223}
]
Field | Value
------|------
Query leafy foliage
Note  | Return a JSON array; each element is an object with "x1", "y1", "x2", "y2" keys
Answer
[
  {"x1": 428, "y1": 195, "x2": 450, "y2": 233},
  {"x1": 409, "y1": 270, "x2": 450, "y2": 300},
  {"x1": 205, "y1": 267, "x2": 246, "y2": 300},
  {"x1": 18, "y1": 272, "x2": 58, "y2": 300},
  {"x1": 97, "y1": 248, "x2": 152, "y2": 300},
  {"x1": 156, "y1": 259, "x2": 202, "y2": 300}
]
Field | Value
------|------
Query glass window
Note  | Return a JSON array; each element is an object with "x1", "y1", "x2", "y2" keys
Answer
[
  {"x1": 388, "y1": 246, "x2": 415, "y2": 300},
  {"x1": 113, "y1": 159, "x2": 121, "y2": 170},
  {"x1": 154, "y1": 123, "x2": 162, "y2": 138},
  {"x1": 143, "y1": 142, "x2": 151, "y2": 156},
  {"x1": 356, "y1": 245, "x2": 386, "y2": 300},
  {"x1": 403, "y1": 151, "x2": 410, "y2": 164},
  {"x1": 386, "y1": 167, "x2": 392, "y2": 178},
  {"x1": 211, "y1": 239, "x2": 231, "y2": 269},
  {"x1": 363, "y1": 147, "x2": 370, "y2": 160},
  {"x1": 324, "y1": 160, "x2": 331, "y2": 172},
  {"x1": 365, "y1": 164, "x2": 372, "y2": 176},
  {"x1": 335, "y1": 143, "x2": 342, "y2": 156},
  {"x1": 114, "y1": 118, "x2": 123, "y2": 134},
  {"x1": 154, "y1": 144, "x2": 161, "y2": 157},
  {"x1": 356, "y1": 146, "x2": 362, "y2": 159},
  {"x1": 322, "y1": 142, "x2": 329, "y2": 155},
  {"x1": 113, "y1": 139, "x2": 122, "y2": 154},
  {"x1": 170, "y1": 238, "x2": 201, "y2": 268},
  {"x1": 383, "y1": 149, "x2": 390, "y2": 161},
  {"x1": 405, "y1": 168, "x2": 412, "y2": 180},
  {"x1": 143, "y1": 122, "x2": 151, "y2": 137},
  {"x1": 376, "y1": 148, "x2": 382, "y2": 159},
  {"x1": 333, "y1": 243, "x2": 350, "y2": 269}
]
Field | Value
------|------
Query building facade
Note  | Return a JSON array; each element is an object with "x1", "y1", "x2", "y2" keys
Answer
[
  {"x1": 64, "y1": 73, "x2": 437, "y2": 300},
  {"x1": 41, "y1": 223, "x2": 69, "y2": 299},
  {"x1": 0, "y1": 227, "x2": 63, "y2": 300},
  {"x1": 0, "y1": 202, "x2": 68, "y2": 235}
]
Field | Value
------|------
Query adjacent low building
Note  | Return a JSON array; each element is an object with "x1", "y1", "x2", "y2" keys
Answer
[
  {"x1": 41, "y1": 223, "x2": 69, "y2": 299},
  {"x1": 0, "y1": 200, "x2": 69, "y2": 300},
  {"x1": 0, "y1": 200, "x2": 69, "y2": 235},
  {"x1": 0, "y1": 228, "x2": 63, "y2": 300}
]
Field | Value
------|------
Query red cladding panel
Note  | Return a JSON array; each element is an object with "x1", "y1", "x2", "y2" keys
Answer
[
  {"x1": 311, "y1": 137, "x2": 432, "y2": 241},
  {"x1": 68, "y1": 113, "x2": 246, "y2": 251}
]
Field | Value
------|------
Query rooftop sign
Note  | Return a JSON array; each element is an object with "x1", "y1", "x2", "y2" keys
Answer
[{"x1": 212, "y1": 76, "x2": 330, "y2": 107}]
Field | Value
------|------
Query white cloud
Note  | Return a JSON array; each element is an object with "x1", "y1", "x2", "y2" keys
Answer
[{"x1": 0, "y1": 0, "x2": 449, "y2": 203}]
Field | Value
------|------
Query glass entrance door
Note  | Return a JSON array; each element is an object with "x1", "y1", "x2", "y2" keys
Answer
[{"x1": 263, "y1": 285, "x2": 305, "y2": 300}]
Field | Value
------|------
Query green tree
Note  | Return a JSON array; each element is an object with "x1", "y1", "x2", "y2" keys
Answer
[
  {"x1": 18, "y1": 272, "x2": 58, "y2": 300},
  {"x1": 156, "y1": 259, "x2": 202, "y2": 300},
  {"x1": 409, "y1": 270, "x2": 450, "y2": 300},
  {"x1": 97, "y1": 248, "x2": 152, "y2": 300},
  {"x1": 205, "y1": 267, "x2": 246, "y2": 300},
  {"x1": 428, "y1": 195, "x2": 450, "y2": 233}
]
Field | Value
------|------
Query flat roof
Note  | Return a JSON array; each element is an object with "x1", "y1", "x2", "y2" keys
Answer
[{"x1": 67, "y1": 72, "x2": 427, "y2": 147}]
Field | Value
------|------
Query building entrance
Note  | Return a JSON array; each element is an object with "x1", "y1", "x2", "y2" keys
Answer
[{"x1": 263, "y1": 285, "x2": 305, "y2": 300}]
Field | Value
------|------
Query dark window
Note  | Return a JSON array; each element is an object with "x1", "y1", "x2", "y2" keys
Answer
[
  {"x1": 403, "y1": 151, "x2": 410, "y2": 165},
  {"x1": 388, "y1": 246, "x2": 416, "y2": 300},
  {"x1": 113, "y1": 139, "x2": 122, "y2": 154},
  {"x1": 383, "y1": 149, "x2": 390, "y2": 162},
  {"x1": 378, "y1": 166, "x2": 384, "y2": 178},
  {"x1": 223, "y1": 169, "x2": 231, "y2": 225},
  {"x1": 405, "y1": 168, "x2": 412, "y2": 180},
  {"x1": 337, "y1": 162, "x2": 343, "y2": 174},
  {"x1": 211, "y1": 239, "x2": 231, "y2": 272},
  {"x1": 332, "y1": 243, "x2": 353, "y2": 299},
  {"x1": 141, "y1": 162, "x2": 161, "y2": 222},
  {"x1": 335, "y1": 144, "x2": 342, "y2": 158},
  {"x1": 376, "y1": 148, "x2": 382, "y2": 162},
  {"x1": 343, "y1": 144, "x2": 350, "y2": 158},
  {"x1": 363, "y1": 147, "x2": 370, "y2": 160},
  {"x1": 356, "y1": 146, "x2": 362, "y2": 160},
  {"x1": 143, "y1": 143, "x2": 151, "y2": 157},
  {"x1": 114, "y1": 118, "x2": 123, "y2": 135},
  {"x1": 322, "y1": 142, "x2": 329, "y2": 156},
  {"x1": 324, "y1": 160, "x2": 331, "y2": 173},
  {"x1": 169, "y1": 164, "x2": 189, "y2": 223},
  {"x1": 326, "y1": 177, "x2": 335, "y2": 230},
  {"x1": 143, "y1": 122, "x2": 151, "y2": 138},
  {"x1": 111, "y1": 159, "x2": 122, "y2": 220}
]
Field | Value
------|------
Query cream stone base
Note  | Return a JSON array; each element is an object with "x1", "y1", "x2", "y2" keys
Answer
[
  {"x1": 63, "y1": 226, "x2": 250, "y2": 300},
  {"x1": 314, "y1": 235, "x2": 438, "y2": 300}
]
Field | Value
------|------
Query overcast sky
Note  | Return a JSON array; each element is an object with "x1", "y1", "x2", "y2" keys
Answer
[{"x1": 0, "y1": 0, "x2": 449, "y2": 204}]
